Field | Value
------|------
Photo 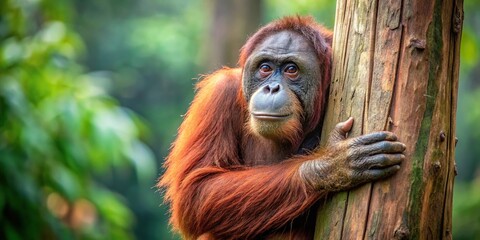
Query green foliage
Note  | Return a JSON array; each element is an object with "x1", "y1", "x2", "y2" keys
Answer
[
  {"x1": 71, "y1": 0, "x2": 205, "y2": 160},
  {"x1": 460, "y1": 1, "x2": 480, "y2": 71},
  {"x1": 453, "y1": 181, "x2": 480, "y2": 240},
  {"x1": 0, "y1": 0, "x2": 155, "y2": 239},
  {"x1": 67, "y1": 0, "x2": 206, "y2": 239},
  {"x1": 455, "y1": 1, "x2": 480, "y2": 181},
  {"x1": 264, "y1": 0, "x2": 336, "y2": 28},
  {"x1": 460, "y1": 30, "x2": 478, "y2": 69}
]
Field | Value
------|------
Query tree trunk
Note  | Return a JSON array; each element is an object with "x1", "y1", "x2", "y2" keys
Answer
[
  {"x1": 314, "y1": 0, "x2": 463, "y2": 239},
  {"x1": 204, "y1": 0, "x2": 262, "y2": 72}
]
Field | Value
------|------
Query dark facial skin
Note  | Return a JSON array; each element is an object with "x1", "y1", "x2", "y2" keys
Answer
[{"x1": 242, "y1": 31, "x2": 321, "y2": 140}]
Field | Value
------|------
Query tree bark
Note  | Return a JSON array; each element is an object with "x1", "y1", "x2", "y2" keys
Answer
[{"x1": 314, "y1": 0, "x2": 463, "y2": 239}]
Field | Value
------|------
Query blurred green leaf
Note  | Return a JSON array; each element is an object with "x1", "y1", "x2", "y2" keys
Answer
[
  {"x1": 91, "y1": 189, "x2": 134, "y2": 229},
  {"x1": 453, "y1": 181, "x2": 480, "y2": 240},
  {"x1": 39, "y1": 22, "x2": 66, "y2": 44},
  {"x1": 127, "y1": 140, "x2": 156, "y2": 183},
  {"x1": 461, "y1": 30, "x2": 479, "y2": 69},
  {"x1": 50, "y1": 166, "x2": 81, "y2": 201},
  {"x1": 2, "y1": 38, "x2": 24, "y2": 64}
]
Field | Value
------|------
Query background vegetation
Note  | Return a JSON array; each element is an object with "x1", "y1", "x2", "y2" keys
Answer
[{"x1": 0, "y1": 0, "x2": 478, "y2": 239}]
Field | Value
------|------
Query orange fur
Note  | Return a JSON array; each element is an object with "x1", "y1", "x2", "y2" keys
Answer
[{"x1": 159, "y1": 16, "x2": 333, "y2": 240}]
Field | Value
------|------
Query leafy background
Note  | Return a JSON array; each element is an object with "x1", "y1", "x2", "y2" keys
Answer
[{"x1": 0, "y1": 0, "x2": 478, "y2": 239}]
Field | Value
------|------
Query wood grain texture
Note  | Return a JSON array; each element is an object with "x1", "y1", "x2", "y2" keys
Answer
[{"x1": 314, "y1": 0, "x2": 463, "y2": 239}]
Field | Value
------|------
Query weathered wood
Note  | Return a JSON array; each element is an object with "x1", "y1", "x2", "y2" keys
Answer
[{"x1": 314, "y1": 0, "x2": 463, "y2": 239}]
